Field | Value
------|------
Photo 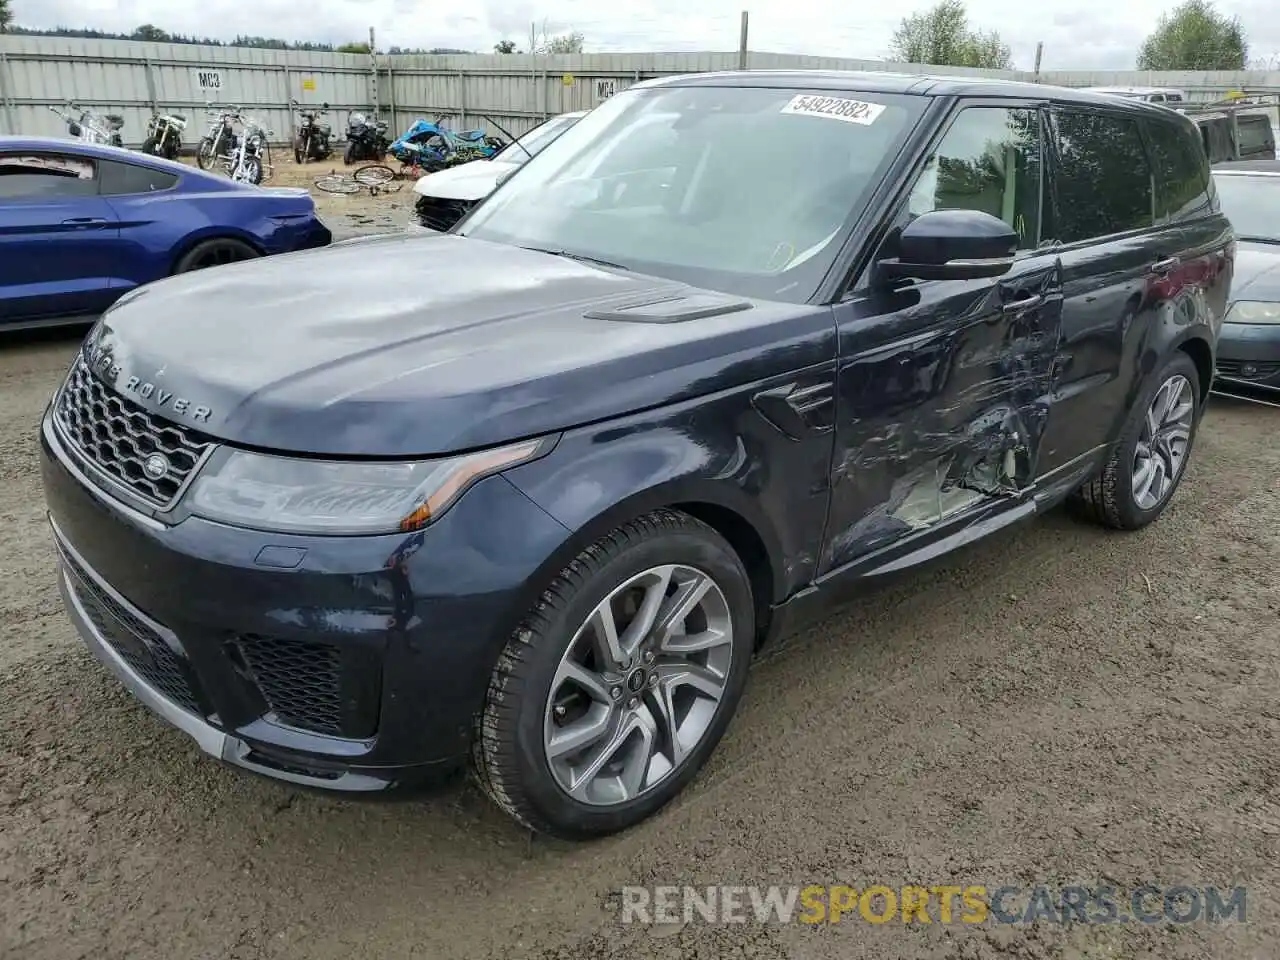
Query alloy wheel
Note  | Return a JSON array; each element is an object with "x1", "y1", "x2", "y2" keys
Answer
[
  {"x1": 1132, "y1": 373, "x2": 1195, "y2": 510},
  {"x1": 543, "y1": 564, "x2": 734, "y2": 806}
]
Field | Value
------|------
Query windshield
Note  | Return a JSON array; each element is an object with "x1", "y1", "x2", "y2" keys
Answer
[
  {"x1": 458, "y1": 85, "x2": 926, "y2": 302},
  {"x1": 493, "y1": 115, "x2": 581, "y2": 164},
  {"x1": 1213, "y1": 173, "x2": 1280, "y2": 242}
]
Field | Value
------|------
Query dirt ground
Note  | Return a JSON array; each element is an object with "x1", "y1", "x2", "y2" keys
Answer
[
  {"x1": 2, "y1": 201, "x2": 1279, "y2": 957},
  {"x1": 268, "y1": 155, "x2": 418, "y2": 238}
]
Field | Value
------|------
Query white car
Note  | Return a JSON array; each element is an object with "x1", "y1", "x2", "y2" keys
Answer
[{"x1": 408, "y1": 111, "x2": 587, "y2": 233}]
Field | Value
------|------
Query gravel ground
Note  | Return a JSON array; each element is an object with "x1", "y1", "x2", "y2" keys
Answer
[{"x1": 1, "y1": 180, "x2": 1278, "y2": 957}]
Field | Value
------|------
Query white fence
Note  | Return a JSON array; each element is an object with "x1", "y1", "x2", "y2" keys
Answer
[{"x1": 2, "y1": 34, "x2": 1279, "y2": 146}]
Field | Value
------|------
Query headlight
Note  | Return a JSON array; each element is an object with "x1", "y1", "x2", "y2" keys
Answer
[
  {"x1": 1225, "y1": 300, "x2": 1280, "y2": 324},
  {"x1": 185, "y1": 437, "x2": 555, "y2": 535}
]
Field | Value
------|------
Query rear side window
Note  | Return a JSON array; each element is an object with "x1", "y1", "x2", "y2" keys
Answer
[
  {"x1": 1237, "y1": 116, "x2": 1274, "y2": 155},
  {"x1": 0, "y1": 154, "x2": 98, "y2": 199},
  {"x1": 99, "y1": 159, "x2": 180, "y2": 195},
  {"x1": 1145, "y1": 119, "x2": 1211, "y2": 220},
  {"x1": 1049, "y1": 110, "x2": 1153, "y2": 242}
]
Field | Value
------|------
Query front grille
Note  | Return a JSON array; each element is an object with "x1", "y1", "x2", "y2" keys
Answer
[
  {"x1": 55, "y1": 358, "x2": 213, "y2": 508},
  {"x1": 235, "y1": 634, "x2": 346, "y2": 737},
  {"x1": 1216, "y1": 359, "x2": 1280, "y2": 381},
  {"x1": 414, "y1": 195, "x2": 475, "y2": 232},
  {"x1": 60, "y1": 548, "x2": 202, "y2": 716}
]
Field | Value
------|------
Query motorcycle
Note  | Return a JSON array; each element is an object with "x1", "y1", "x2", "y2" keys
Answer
[
  {"x1": 229, "y1": 114, "x2": 272, "y2": 184},
  {"x1": 141, "y1": 112, "x2": 187, "y2": 161},
  {"x1": 388, "y1": 116, "x2": 504, "y2": 174},
  {"x1": 293, "y1": 100, "x2": 333, "y2": 163},
  {"x1": 344, "y1": 110, "x2": 391, "y2": 164},
  {"x1": 49, "y1": 102, "x2": 124, "y2": 147},
  {"x1": 196, "y1": 104, "x2": 242, "y2": 171}
]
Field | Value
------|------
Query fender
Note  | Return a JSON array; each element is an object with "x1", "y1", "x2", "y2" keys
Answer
[{"x1": 504, "y1": 366, "x2": 840, "y2": 614}]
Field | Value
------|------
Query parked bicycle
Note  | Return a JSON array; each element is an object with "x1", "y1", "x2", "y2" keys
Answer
[
  {"x1": 313, "y1": 164, "x2": 399, "y2": 196},
  {"x1": 49, "y1": 102, "x2": 124, "y2": 147},
  {"x1": 141, "y1": 111, "x2": 187, "y2": 160},
  {"x1": 292, "y1": 100, "x2": 334, "y2": 163}
]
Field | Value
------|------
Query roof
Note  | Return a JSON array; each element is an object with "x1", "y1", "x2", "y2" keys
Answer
[
  {"x1": 0, "y1": 135, "x2": 191, "y2": 175},
  {"x1": 1212, "y1": 160, "x2": 1280, "y2": 175},
  {"x1": 632, "y1": 70, "x2": 1181, "y2": 114},
  {"x1": 1085, "y1": 86, "x2": 1185, "y2": 95}
]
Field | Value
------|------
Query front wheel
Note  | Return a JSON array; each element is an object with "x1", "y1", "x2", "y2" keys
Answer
[
  {"x1": 472, "y1": 509, "x2": 755, "y2": 840},
  {"x1": 141, "y1": 136, "x2": 159, "y2": 156},
  {"x1": 344, "y1": 142, "x2": 357, "y2": 165},
  {"x1": 1067, "y1": 351, "x2": 1202, "y2": 530},
  {"x1": 196, "y1": 137, "x2": 216, "y2": 169}
]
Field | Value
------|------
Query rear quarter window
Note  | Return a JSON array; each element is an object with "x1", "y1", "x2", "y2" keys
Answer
[
  {"x1": 1049, "y1": 109, "x2": 1154, "y2": 242},
  {"x1": 99, "y1": 159, "x2": 180, "y2": 195},
  {"x1": 1144, "y1": 119, "x2": 1212, "y2": 220},
  {"x1": 1237, "y1": 116, "x2": 1274, "y2": 155}
]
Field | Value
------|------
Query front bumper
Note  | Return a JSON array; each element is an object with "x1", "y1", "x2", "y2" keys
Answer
[
  {"x1": 1214, "y1": 320, "x2": 1280, "y2": 391},
  {"x1": 40, "y1": 410, "x2": 572, "y2": 793}
]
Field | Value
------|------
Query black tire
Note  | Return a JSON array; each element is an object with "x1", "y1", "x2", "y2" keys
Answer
[
  {"x1": 173, "y1": 237, "x2": 260, "y2": 274},
  {"x1": 472, "y1": 509, "x2": 756, "y2": 840},
  {"x1": 196, "y1": 137, "x2": 215, "y2": 170},
  {"x1": 141, "y1": 136, "x2": 159, "y2": 156},
  {"x1": 344, "y1": 142, "x2": 357, "y2": 165},
  {"x1": 1067, "y1": 351, "x2": 1202, "y2": 530}
]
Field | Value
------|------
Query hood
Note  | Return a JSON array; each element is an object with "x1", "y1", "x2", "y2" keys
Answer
[
  {"x1": 87, "y1": 234, "x2": 826, "y2": 457},
  {"x1": 1231, "y1": 242, "x2": 1280, "y2": 302},
  {"x1": 412, "y1": 160, "x2": 520, "y2": 202}
]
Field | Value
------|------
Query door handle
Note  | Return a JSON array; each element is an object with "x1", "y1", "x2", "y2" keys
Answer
[
  {"x1": 61, "y1": 217, "x2": 108, "y2": 228},
  {"x1": 1000, "y1": 294, "x2": 1044, "y2": 315},
  {"x1": 1150, "y1": 257, "x2": 1181, "y2": 275}
]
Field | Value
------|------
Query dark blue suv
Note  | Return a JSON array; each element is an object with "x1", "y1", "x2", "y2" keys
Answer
[{"x1": 40, "y1": 71, "x2": 1231, "y2": 840}]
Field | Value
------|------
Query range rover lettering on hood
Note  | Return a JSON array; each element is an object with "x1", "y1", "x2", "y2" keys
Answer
[{"x1": 90, "y1": 350, "x2": 214, "y2": 424}]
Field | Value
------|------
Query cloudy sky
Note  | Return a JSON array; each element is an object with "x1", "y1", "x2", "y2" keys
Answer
[{"x1": 14, "y1": 0, "x2": 1280, "y2": 70}]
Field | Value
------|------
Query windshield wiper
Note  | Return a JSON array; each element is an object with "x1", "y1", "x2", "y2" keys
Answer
[
  {"x1": 1237, "y1": 235, "x2": 1280, "y2": 245},
  {"x1": 517, "y1": 245, "x2": 631, "y2": 271}
]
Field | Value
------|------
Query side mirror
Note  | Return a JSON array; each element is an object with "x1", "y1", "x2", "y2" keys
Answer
[{"x1": 876, "y1": 209, "x2": 1018, "y2": 283}]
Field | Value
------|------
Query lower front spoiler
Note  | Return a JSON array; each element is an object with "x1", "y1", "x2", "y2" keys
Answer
[{"x1": 56, "y1": 552, "x2": 459, "y2": 796}]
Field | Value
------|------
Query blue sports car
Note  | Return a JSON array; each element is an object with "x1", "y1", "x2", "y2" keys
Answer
[{"x1": 0, "y1": 136, "x2": 332, "y2": 330}]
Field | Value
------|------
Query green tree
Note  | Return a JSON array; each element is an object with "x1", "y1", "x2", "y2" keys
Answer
[
  {"x1": 889, "y1": 0, "x2": 1013, "y2": 69},
  {"x1": 0, "y1": 0, "x2": 14, "y2": 33},
  {"x1": 336, "y1": 41, "x2": 371, "y2": 54},
  {"x1": 540, "y1": 31, "x2": 584, "y2": 54},
  {"x1": 494, "y1": 39, "x2": 517, "y2": 53},
  {"x1": 131, "y1": 24, "x2": 170, "y2": 42},
  {"x1": 1137, "y1": 0, "x2": 1246, "y2": 70}
]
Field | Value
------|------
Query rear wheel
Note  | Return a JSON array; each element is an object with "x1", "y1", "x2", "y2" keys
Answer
[
  {"x1": 173, "y1": 238, "x2": 260, "y2": 274},
  {"x1": 344, "y1": 142, "x2": 356, "y2": 165},
  {"x1": 141, "y1": 136, "x2": 159, "y2": 156},
  {"x1": 1068, "y1": 351, "x2": 1201, "y2": 530},
  {"x1": 472, "y1": 509, "x2": 755, "y2": 839}
]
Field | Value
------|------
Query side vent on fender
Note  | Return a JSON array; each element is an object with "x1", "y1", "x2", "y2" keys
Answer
[{"x1": 584, "y1": 294, "x2": 753, "y2": 325}]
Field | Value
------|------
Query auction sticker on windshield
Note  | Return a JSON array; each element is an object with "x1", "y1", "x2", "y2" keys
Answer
[{"x1": 780, "y1": 94, "x2": 886, "y2": 126}]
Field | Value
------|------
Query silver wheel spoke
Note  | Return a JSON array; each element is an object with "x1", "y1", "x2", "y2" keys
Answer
[
  {"x1": 587, "y1": 604, "x2": 626, "y2": 670},
  {"x1": 547, "y1": 703, "x2": 615, "y2": 760},
  {"x1": 543, "y1": 561, "x2": 735, "y2": 807},
  {"x1": 618, "y1": 565, "x2": 675, "y2": 657}
]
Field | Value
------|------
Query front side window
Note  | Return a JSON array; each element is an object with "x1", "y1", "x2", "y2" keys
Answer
[
  {"x1": 458, "y1": 86, "x2": 927, "y2": 302},
  {"x1": 0, "y1": 154, "x2": 98, "y2": 199},
  {"x1": 1145, "y1": 119, "x2": 1211, "y2": 221},
  {"x1": 1050, "y1": 110, "x2": 1153, "y2": 243},
  {"x1": 905, "y1": 106, "x2": 1043, "y2": 250}
]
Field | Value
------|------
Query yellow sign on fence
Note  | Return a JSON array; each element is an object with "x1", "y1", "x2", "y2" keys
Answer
[
  {"x1": 302, "y1": 78, "x2": 317, "y2": 92},
  {"x1": 562, "y1": 73, "x2": 575, "y2": 86}
]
